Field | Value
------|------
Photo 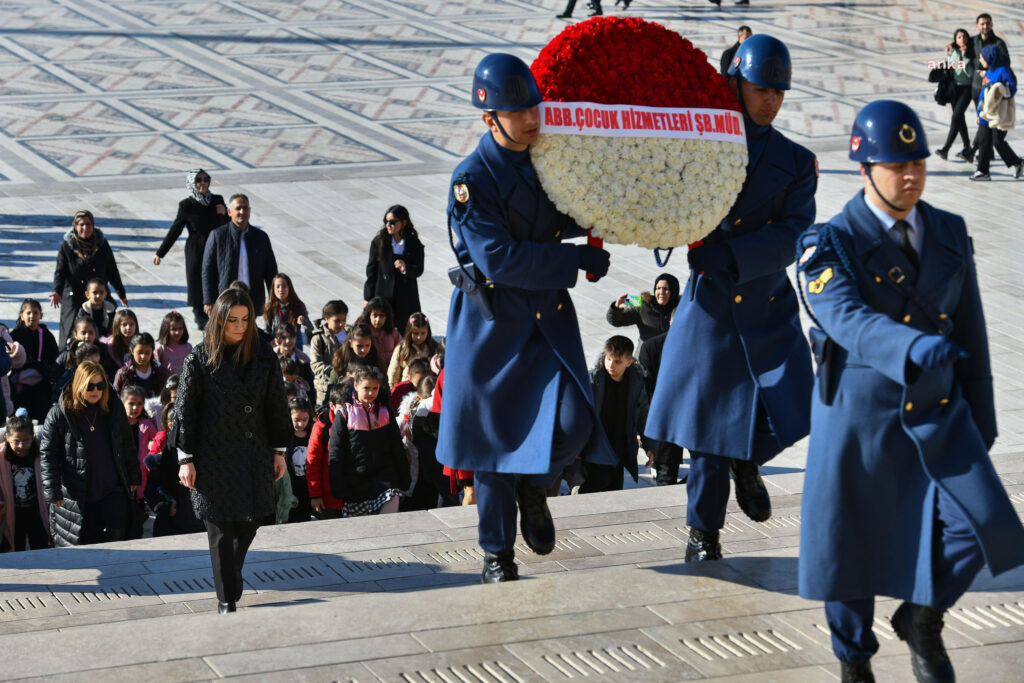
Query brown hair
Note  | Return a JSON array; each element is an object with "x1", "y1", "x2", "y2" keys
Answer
[
  {"x1": 109, "y1": 308, "x2": 139, "y2": 362},
  {"x1": 64, "y1": 361, "x2": 110, "y2": 416},
  {"x1": 204, "y1": 288, "x2": 258, "y2": 371}
]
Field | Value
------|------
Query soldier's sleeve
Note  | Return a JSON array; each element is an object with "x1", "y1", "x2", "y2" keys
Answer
[
  {"x1": 796, "y1": 226, "x2": 924, "y2": 386},
  {"x1": 729, "y1": 148, "x2": 818, "y2": 285},
  {"x1": 448, "y1": 172, "x2": 581, "y2": 290}
]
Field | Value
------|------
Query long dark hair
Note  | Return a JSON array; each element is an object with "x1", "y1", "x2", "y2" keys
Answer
[
  {"x1": 157, "y1": 310, "x2": 189, "y2": 346},
  {"x1": 952, "y1": 28, "x2": 974, "y2": 59},
  {"x1": 372, "y1": 205, "x2": 418, "y2": 260},
  {"x1": 204, "y1": 288, "x2": 259, "y2": 370},
  {"x1": 340, "y1": 322, "x2": 385, "y2": 373},
  {"x1": 263, "y1": 272, "x2": 307, "y2": 329},
  {"x1": 359, "y1": 297, "x2": 396, "y2": 334}
]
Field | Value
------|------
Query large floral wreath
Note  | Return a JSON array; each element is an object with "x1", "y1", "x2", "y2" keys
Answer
[{"x1": 531, "y1": 18, "x2": 748, "y2": 249}]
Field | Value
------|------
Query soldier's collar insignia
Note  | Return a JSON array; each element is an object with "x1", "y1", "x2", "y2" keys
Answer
[
  {"x1": 808, "y1": 267, "x2": 834, "y2": 294},
  {"x1": 453, "y1": 183, "x2": 470, "y2": 203}
]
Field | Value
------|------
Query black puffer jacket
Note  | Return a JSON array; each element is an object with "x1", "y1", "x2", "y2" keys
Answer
[
  {"x1": 39, "y1": 393, "x2": 140, "y2": 547},
  {"x1": 327, "y1": 398, "x2": 410, "y2": 503},
  {"x1": 171, "y1": 341, "x2": 291, "y2": 522}
]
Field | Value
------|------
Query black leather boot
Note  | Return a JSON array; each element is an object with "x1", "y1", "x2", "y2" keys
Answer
[
  {"x1": 731, "y1": 458, "x2": 771, "y2": 522},
  {"x1": 890, "y1": 602, "x2": 955, "y2": 683},
  {"x1": 515, "y1": 479, "x2": 555, "y2": 555},
  {"x1": 684, "y1": 528, "x2": 722, "y2": 562},
  {"x1": 840, "y1": 660, "x2": 876, "y2": 683},
  {"x1": 481, "y1": 550, "x2": 519, "y2": 583}
]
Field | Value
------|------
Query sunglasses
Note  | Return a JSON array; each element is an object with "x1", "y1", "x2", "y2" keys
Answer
[
  {"x1": 86, "y1": 381, "x2": 105, "y2": 392},
  {"x1": 384, "y1": 219, "x2": 401, "y2": 226}
]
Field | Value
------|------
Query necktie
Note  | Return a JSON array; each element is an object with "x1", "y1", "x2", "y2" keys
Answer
[{"x1": 894, "y1": 220, "x2": 919, "y2": 270}]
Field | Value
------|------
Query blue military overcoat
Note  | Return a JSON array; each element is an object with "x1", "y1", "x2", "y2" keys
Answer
[
  {"x1": 437, "y1": 132, "x2": 615, "y2": 474},
  {"x1": 647, "y1": 127, "x2": 817, "y2": 462},
  {"x1": 797, "y1": 193, "x2": 1024, "y2": 605}
]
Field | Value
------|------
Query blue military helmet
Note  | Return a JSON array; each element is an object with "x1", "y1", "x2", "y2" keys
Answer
[
  {"x1": 849, "y1": 100, "x2": 930, "y2": 163},
  {"x1": 472, "y1": 53, "x2": 542, "y2": 112},
  {"x1": 727, "y1": 34, "x2": 792, "y2": 91}
]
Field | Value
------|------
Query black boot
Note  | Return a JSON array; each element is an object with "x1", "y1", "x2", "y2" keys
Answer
[
  {"x1": 890, "y1": 602, "x2": 955, "y2": 683},
  {"x1": 841, "y1": 660, "x2": 876, "y2": 683},
  {"x1": 481, "y1": 550, "x2": 519, "y2": 583},
  {"x1": 217, "y1": 601, "x2": 236, "y2": 614},
  {"x1": 515, "y1": 478, "x2": 556, "y2": 555},
  {"x1": 731, "y1": 458, "x2": 771, "y2": 522},
  {"x1": 684, "y1": 528, "x2": 722, "y2": 562}
]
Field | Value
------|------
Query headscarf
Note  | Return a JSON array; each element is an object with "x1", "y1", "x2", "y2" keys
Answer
[
  {"x1": 186, "y1": 169, "x2": 212, "y2": 206},
  {"x1": 981, "y1": 45, "x2": 1016, "y2": 95},
  {"x1": 650, "y1": 273, "x2": 681, "y2": 314},
  {"x1": 71, "y1": 209, "x2": 97, "y2": 261}
]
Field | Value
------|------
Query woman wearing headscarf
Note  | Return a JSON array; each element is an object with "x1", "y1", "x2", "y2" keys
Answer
[
  {"x1": 971, "y1": 45, "x2": 1023, "y2": 181},
  {"x1": 606, "y1": 273, "x2": 680, "y2": 343},
  {"x1": 153, "y1": 169, "x2": 227, "y2": 330},
  {"x1": 50, "y1": 210, "x2": 128, "y2": 347}
]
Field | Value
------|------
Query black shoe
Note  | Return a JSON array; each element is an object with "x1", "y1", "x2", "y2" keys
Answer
[
  {"x1": 840, "y1": 660, "x2": 876, "y2": 683},
  {"x1": 587, "y1": 8, "x2": 603, "y2": 15},
  {"x1": 734, "y1": 0, "x2": 750, "y2": 4},
  {"x1": 555, "y1": 12, "x2": 572, "y2": 17},
  {"x1": 954, "y1": 150, "x2": 968, "y2": 161},
  {"x1": 935, "y1": 148, "x2": 948, "y2": 161},
  {"x1": 890, "y1": 602, "x2": 955, "y2": 683},
  {"x1": 730, "y1": 459, "x2": 771, "y2": 522},
  {"x1": 970, "y1": 171, "x2": 991, "y2": 181},
  {"x1": 708, "y1": 0, "x2": 721, "y2": 4},
  {"x1": 217, "y1": 601, "x2": 236, "y2": 614},
  {"x1": 481, "y1": 550, "x2": 519, "y2": 583},
  {"x1": 684, "y1": 528, "x2": 722, "y2": 562},
  {"x1": 1014, "y1": 161, "x2": 1023, "y2": 179},
  {"x1": 515, "y1": 479, "x2": 556, "y2": 555}
]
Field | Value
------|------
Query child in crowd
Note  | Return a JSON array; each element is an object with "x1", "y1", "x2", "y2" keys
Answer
[
  {"x1": 285, "y1": 397, "x2": 313, "y2": 523},
  {"x1": 274, "y1": 323, "x2": 316, "y2": 405},
  {"x1": 114, "y1": 333, "x2": 166, "y2": 398},
  {"x1": 9, "y1": 298, "x2": 58, "y2": 422},
  {"x1": 53, "y1": 342, "x2": 101, "y2": 404},
  {"x1": 101, "y1": 308, "x2": 138, "y2": 367},
  {"x1": 145, "y1": 403, "x2": 203, "y2": 537},
  {"x1": 328, "y1": 366, "x2": 409, "y2": 517},
  {"x1": 279, "y1": 358, "x2": 312, "y2": 404},
  {"x1": 121, "y1": 384, "x2": 156, "y2": 539},
  {"x1": 154, "y1": 311, "x2": 192, "y2": 375},
  {"x1": 387, "y1": 312, "x2": 439, "y2": 386},
  {"x1": 330, "y1": 323, "x2": 386, "y2": 384},
  {"x1": 0, "y1": 319, "x2": 23, "y2": 420},
  {"x1": 398, "y1": 375, "x2": 443, "y2": 511},
  {"x1": 309, "y1": 300, "x2": 348, "y2": 401},
  {"x1": 263, "y1": 273, "x2": 312, "y2": 347},
  {"x1": 0, "y1": 414, "x2": 50, "y2": 551},
  {"x1": 390, "y1": 357, "x2": 432, "y2": 413},
  {"x1": 59, "y1": 317, "x2": 118, "y2": 379},
  {"x1": 307, "y1": 382, "x2": 347, "y2": 519},
  {"x1": 151, "y1": 374, "x2": 178, "y2": 431},
  {"x1": 78, "y1": 277, "x2": 116, "y2": 338},
  {"x1": 582, "y1": 335, "x2": 653, "y2": 494},
  {"x1": 360, "y1": 298, "x2": 402, "y2": 367}
]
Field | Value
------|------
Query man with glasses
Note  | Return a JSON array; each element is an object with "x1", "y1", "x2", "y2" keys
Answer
[{"x1": 437, "y1": 53, "x2": 614, "y2": 583}]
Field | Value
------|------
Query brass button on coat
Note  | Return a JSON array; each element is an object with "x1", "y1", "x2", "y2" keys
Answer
[
  {"x1": 734, "y1": 295, "x2": 743, "y2": 304},
  {"x1": 904, "y1": 402, "x2": 913, "y2": 412}
]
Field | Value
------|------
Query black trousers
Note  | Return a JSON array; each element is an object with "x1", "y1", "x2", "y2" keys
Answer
[
  {"x1": 651, "y1": 440, "x2": 685, "y2": 486},
  {"x1": 940, "y1": 84, "x2": 972, "y2": 154},
  {"x1": 579, "y1": 462, "x2": 624, "y2": 493},
  {"x1": 977, "y1": 125, "x2": 1021, "y2": 174},
  {"x1": 79, "y1": 491, "x2": 128, "y2": 544},
  {"x1": 13, "y1": 507, "x2": 51, "y2": 550},
  {"x1": 204, "y1": 519, "x2": 259, "y2": 603}
]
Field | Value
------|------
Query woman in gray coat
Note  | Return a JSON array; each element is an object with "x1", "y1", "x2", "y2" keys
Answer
[{"x1": 173, "y1": 287, "x2": 291, "y2": 614}]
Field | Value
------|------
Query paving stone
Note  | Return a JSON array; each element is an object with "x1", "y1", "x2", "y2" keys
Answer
[
  {"x1": 0, "y1": 591, "x2": 68, "y2": 622},
  {"x1": 33, "y1": 658, "x2": 217, "y2": 683},
  {"x1": 568, "y1": 521, "x2": 686, "y2": 555},
  {"x1": 320, "y1": 548, "x2": 435, "y2": 583},
  {"x1": 49, "y1": 576, "x2": 163, "y2": 613},
  {"x1": 223, "y1": 661, "x2": 377, "y2": 682},
  {"x1": 364, "y1": 644, "x2": 543, "y2": 683}
]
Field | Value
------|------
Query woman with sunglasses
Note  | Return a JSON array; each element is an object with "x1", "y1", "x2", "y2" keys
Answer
[
  {"x1": 172, "y1": 287, "x2": 291, "y2": 614},
  {"x1": 39, "y1": 361, "x2": 140, "y2": 546},
  {"x1": 364, "y1": 205, "x2": 424, "y2": 335},
  {"x1": 153, "y1": 169, "x2": 227, "y2": 331}
]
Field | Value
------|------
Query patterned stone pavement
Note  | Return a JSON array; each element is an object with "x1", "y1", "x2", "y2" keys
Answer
[{"x1": 1, "y1": 0, "x2": 1024, "y2": 679}]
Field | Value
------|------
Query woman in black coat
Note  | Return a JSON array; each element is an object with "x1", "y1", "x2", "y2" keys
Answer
[
  {"x1": 363, "y1": 205, "x2": 424, "y2": 335},
  {"x1": 153, "y1": 169, "x2": 227, "y2": 331},
  {"x1": 50, "y1": 210, "x2": 128, "y2": 347},
  {"x1": 173, "y1": 287, "x2": 291, "y2": 614},
  {"x1": 39, "y1": 360, "x2": 140, "y2": 546},
  {"x1": 606, "y1": 272, "x2": 681, "y2": 344}
]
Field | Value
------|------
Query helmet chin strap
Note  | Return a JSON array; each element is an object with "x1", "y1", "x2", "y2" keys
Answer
[
  {"x1": 734, "y1": 77, "x2": 752, "y2": 122},
  {"x1": 488, "y1": 111, "x2": 526, "y2": 147},
  {"x1": 863, "y1": 163, "x2": 907, "y2": 213}
]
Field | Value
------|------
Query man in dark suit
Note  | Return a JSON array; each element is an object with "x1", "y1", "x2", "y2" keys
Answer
[
  {"x1": 201, "y1": 194, "x2": 278, "y2": 315},
  {"x1": 720, "y1": 26, "x2": 752, "y2": 76}
]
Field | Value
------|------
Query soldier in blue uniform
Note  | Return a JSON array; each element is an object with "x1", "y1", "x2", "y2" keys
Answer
[
  {"x1": 436, "y1": 54, "x2": 615, "y2": 583},
  {"x1": 646, "y1": 34, "x2": 817, "y2": 560},
  {"x1": 796, "y1": 100, "x2": 1024, "y2": 683}
]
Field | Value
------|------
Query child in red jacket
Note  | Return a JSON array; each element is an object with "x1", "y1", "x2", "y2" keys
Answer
[{"x1": 307, "y1": 382, "x2": 347, "y2": 518}]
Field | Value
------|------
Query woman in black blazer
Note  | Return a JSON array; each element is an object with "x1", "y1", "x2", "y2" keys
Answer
[
  {"x1": 153, "y1": 169, "x2": 227, "y2": 330},
  {"x1": 364, "y1": 205, "x2": 424, "y2": 335},
  {"x1": 173, "y1": 287, "x2": 291, "y2": 614}
]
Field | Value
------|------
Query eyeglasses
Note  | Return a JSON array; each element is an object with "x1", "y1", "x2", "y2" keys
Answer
[{"x1": 86, "y1": 381, "x2": 105, "y2": 391}]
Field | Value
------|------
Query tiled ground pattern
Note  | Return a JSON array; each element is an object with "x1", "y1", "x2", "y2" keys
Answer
[{"x1": 1, "y1": 0, "x2": 1024, "y2": 679}]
